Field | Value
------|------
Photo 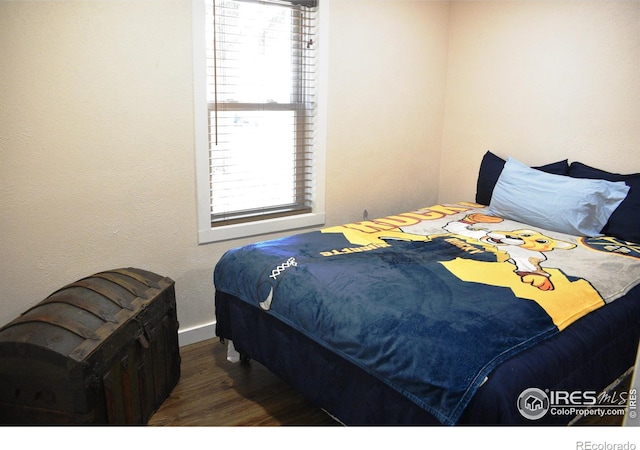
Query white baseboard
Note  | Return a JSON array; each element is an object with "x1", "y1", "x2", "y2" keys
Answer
[{"x1": 177, "y1": 321, "x2": 217, "y2": 347}]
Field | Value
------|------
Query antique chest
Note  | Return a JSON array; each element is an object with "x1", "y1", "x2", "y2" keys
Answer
[{"x1": 0, "y1": 267, "x2": 180, "y2": 424}]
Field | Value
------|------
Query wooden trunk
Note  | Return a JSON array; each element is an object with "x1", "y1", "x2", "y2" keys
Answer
[{"x1": 0, "y1": 268, "x2": 180, "y2": 425}]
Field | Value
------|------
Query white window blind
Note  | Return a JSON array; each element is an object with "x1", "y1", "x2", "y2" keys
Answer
[{"x1": 205, "y1": 0, "x2": 318, "y2": 227}]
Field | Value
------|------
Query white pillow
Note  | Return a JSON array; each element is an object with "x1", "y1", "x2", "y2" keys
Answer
[{"x1": 488, "y1": 157, "x2": 629, "y2": 237}]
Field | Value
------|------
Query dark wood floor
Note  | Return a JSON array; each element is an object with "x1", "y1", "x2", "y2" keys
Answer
[
  {"x1": 148, "y1": 338, "x2": 628, "y2": 427},
  {"x1": 148, "y1": 338, "x2": 338, "y2": 426}
]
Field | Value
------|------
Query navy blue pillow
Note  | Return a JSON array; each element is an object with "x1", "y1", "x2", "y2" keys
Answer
[
  {"x1": 569, "y1": 162, "x2": 640, "y2": 243},
  {"x1": 475, "y1": 151, "x2": 569, "y2": 205}
]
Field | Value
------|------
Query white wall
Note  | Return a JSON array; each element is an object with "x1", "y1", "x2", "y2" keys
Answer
[
  {"x1": 0, "y1": 0, "x2": 213, "y2": 342},
  {"x1": 439, "y1": 0, "x2": 640, "y2": 203},
  {"x1": 0, "y1": 0, "x2": 449, "y2": 343},
  {"x1": 325, "y1": 0, "x2": 449, "y2": 225}
]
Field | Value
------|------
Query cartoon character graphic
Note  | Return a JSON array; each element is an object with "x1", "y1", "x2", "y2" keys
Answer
[{"x1": 443, "y1": 213, "x2": 575, "y2": 291}]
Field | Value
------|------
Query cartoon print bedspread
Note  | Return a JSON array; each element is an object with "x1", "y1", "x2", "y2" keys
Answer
[{"x1": 213, "y1": 202, "x2": 640, "y2": 425}]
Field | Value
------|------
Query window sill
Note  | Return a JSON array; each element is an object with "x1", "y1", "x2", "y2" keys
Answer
[{"x1": 198, "y1": 211, "x2": 325, "y2": 244}]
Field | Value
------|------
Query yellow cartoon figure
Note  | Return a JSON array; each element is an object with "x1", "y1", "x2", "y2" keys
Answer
[{"x1": 444, "y1": 214, "x2": 576, "y2": 291}]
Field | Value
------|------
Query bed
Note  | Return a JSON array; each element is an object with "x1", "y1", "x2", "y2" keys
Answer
[{"x1": 213, "y1": 152, "x2": 640, "y2": 425}]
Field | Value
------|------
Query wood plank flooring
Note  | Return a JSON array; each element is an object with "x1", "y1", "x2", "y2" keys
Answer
[
  {"x1": 148, "y1": 338, "x2": 339, "y2": 426},
  {"x1": 148, "y1": 338, "x2": 628, "y2": 427}
]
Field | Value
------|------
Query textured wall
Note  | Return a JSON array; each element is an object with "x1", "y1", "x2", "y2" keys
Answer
[
  {"x1": 0, "y1": 1, "x2": 200, "y2": 327},
  {"x1": 324, "y1": 0, "x2": 449, "y2": 225},
  {"x1": 439, "y1": 1, "x2": 640, "y2": 203}
]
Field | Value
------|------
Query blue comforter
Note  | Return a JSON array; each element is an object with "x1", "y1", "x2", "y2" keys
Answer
[{"x1": 214, "y1": 203, "x2": 640, "y2": 424}]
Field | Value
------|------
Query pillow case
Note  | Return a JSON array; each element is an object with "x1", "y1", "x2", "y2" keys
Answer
[
  {"x1": 475, "y1": 151, "x2": 569, "y2": 205},
  {"x1": 569, "y1": 162, "x2": 640, "y2": 243},
  {"x1": 488, "y1": 157, "x2": 630, "y2": 237}
]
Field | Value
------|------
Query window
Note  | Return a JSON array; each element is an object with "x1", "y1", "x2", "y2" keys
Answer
[{"x1": 193, "y1": 0, "x2": 326, "y2": 244}]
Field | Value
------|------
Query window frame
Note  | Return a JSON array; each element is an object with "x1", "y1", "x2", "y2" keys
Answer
[{"x1": 192, "y1": 0, "x2": 327, "y2": 244}]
